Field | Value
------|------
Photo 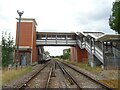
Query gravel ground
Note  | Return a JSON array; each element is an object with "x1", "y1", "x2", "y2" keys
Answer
[
  {"x1": 27, "y1": 64, "x2": 51, "y2": 88},
  {"x1": 48, "y1": 61, "x2": 70, "y2": 88},
  {"x1": 60, "y1": 63, "x2": 108, "y2": 89},
  {"x1": 48, "y1": 62, "x2": 60, "y2": 88},
  {"x1": 56, "y1": 64, "x2": 70, "y2": 88}
]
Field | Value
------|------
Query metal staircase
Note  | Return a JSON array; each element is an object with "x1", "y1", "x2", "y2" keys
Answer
[{"x1": 76, "y1": 37, "x2": 104, "y2": 64}]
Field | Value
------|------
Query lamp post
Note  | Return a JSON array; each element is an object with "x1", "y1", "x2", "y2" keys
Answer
[{"x1": 16, "y1": 10, "x2": 24, "y2": 69}]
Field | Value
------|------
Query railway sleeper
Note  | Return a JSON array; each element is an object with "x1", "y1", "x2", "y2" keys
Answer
[
  {"x1": 56, "y1": 61, "x2": 78, "y2": 87},
  {"x1": 51, "y1": 63, "x2": 56, "y2": 77}
]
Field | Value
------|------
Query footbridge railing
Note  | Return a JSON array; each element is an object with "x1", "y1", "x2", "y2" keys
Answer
[
  {"x1": 36, "y1": 32, "x2": 77, "y2": 46},
  {"x1": 76, "y1": 33, "x2": 104, "y2": 64}
]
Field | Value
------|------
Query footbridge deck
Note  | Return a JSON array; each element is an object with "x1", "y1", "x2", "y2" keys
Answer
[{"x1": 36, "y1": 32, "x2": 77, "y2": 46}]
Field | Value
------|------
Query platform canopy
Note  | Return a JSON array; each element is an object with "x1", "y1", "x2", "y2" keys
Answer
[{"x1": 97, "y1": 34, "x2": 120, "y2": 41}]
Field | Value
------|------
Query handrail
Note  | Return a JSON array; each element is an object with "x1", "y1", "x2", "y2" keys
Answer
[
  {"x1": 76, "y1": 38, "x2": 104, "y2": 63},
  {"x1": 85, "y1": 42, "x2": 91, "y2": 53},
  {"x1": 36, "y1": 39, "x2": 76, "y2": 45},
  {"x1": 95, "y1": 47, "x2": 103, "y2": 57}
]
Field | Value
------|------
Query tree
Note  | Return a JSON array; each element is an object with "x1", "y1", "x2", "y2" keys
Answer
[
  {"x1": 62, "y1": 49, "x2": 70, "y2": 60},
  {"x1": 2, "y1": 32, "x2": 15, "y2": 67},
  {"x1": 109, "y1": 1, "x2": 120, "y2": 34}
]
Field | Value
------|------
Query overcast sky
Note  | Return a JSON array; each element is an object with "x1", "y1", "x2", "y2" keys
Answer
[{"x1": 0, "y1": 0, "x2": 115, "y2": 56}]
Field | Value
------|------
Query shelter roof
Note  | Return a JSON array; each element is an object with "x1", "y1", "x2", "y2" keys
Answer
[{"x1": 97, "y1": 34, "x2": 120, "y2": 41}]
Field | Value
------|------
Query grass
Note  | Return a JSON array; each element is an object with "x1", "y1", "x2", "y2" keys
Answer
[
  {"x1": 2, "y1": 66, "x2": 32, "y2": 85},
  {"x1": 0, "y1": 69, "x2": 2, "y2": 88},
  {"x1": 99, "y1": 80, "x2": 119, "y2": 89},
  {"x1": 65, "y1": 60, "x2": 102, "y2": 73},
  {"x1": 53, "y1": 58, "x2": 61, "y2": 61}
]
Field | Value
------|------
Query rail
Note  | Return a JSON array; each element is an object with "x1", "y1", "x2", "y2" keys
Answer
[
  {"x1": 18, "y1": 62, "x2": 50, "y2": 90},
  {"x1": 56, "y1": 61, "x2": 82, "y2": 89},
  {"x1": 45, "y1": 66, "x2": 53, "y2": 89},
  {"x1": 60, "y1": 61, "x2": 112, "y2": 90}
]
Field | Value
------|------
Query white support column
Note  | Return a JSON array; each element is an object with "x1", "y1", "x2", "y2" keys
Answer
[
  {"x1": 83, "y1": 37, "x2": 86, "y2": 48},
  {"x1": 92, "y1": 38, "x2": 95, "y2": 54},
  {"x1": 45, "y1": 34, "x2": 47, "y2": 44},
  {"x1": 81, "y1": 36, "x2": 82, "y2": 47},
  {"x1": 90, "y1": 37, "x2": 92, "y2": 54},
  {"x1": 102, "y1": 42, "x2": 105, "y2": 69},
  {"x1": 56, "y1": 35, "x2": 57, "y2": 44},
  {"x1": 66, "y1": 35, "x2": 68, "y2": 44}
]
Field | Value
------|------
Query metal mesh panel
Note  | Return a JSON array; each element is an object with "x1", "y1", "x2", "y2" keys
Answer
[{"x1": 105, "y1": 56, "x2": 120, "y2": 70}]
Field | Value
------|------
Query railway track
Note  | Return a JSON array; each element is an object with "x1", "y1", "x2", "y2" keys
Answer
[
  {"x1": 57, "y1": 60, "x2": 113, "y2": 90},
  {"x1": 18, "y1": 61, "x2": 51, "y2": 89},
  {"x1": 3, "y1": 59, "x2": 114, "y2": 89},
  {"x1": 45, "y1": 61, "x2": 56, "y2": 89},
  {"x1": 56, "y1": 61, "x2": 82, "y2": 89}
]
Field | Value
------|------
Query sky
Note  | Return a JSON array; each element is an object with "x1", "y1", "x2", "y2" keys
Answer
[{"x1": 0, "y1": 0, "x2": 115, "y2": 56}]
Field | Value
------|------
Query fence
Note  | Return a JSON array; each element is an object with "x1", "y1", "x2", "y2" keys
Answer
[{"x1": 104, "y1": 56, "x2": 120, "y2": 70}]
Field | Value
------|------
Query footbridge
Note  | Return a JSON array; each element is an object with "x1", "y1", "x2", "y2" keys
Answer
[
  {"x1": 36, "y1": 32, "x2": 120, "y2": 68},
  {"x1": 36, "y1": 32, "x2": 77, "y2": 46}
]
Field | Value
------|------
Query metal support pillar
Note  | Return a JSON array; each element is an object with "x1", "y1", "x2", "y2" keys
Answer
[{"x1": 16, "y1": 10, "x2": 24, "y2": 69}]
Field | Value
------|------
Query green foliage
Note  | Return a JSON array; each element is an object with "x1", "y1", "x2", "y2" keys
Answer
[
  {"x1": 109, "y1": 1, "x2": 120, "y2": 34},
  {"x1": 54, "y1": 55, "x2": 61, "y2": 59},
  {"x1": 62, "y1": 48, "x2": 70, "y2": 60},
  {"x1": 2, "y1": 32, "x2": 15, "y2": 67},
  {"x1": 62, "y1": 53, "x2": 70, "y2": 59}
]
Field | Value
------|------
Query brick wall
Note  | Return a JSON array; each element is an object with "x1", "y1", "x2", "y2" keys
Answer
[
  {"x1": 70, "y1": 46, "x2": 88, "y2": 63},
  {"x1": 16, "y1": 22, "x2": 33, "y2": 46},
  {"x1": 15, "y1": 21, "x2": 37, "y2": 64},
  {"x1": 76, "y1": 46, "x2": 88, "y2": 62}
]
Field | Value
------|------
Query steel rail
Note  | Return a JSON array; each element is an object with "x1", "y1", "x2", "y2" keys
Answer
[
  {"x1": 56, "y1": 61, "x2": 82, "y2": 89},
  {"x1": 45, "y1": 66, "x2": 53, "y2": 89},
  {"x1": 18, "y1": 62, "x2": 50, "y2": 90},
  {"x1": 60, "y1": 61, "x2": 112, "y2": 90}
]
